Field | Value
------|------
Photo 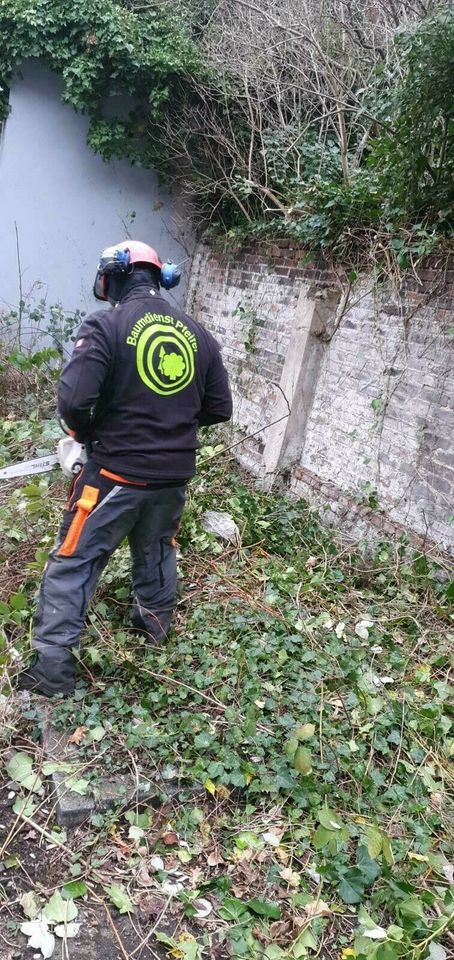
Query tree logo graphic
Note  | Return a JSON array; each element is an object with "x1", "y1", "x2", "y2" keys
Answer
[
  {"x1": 158, "y1": 347, "x2": 186, "y2": 381},
  {"x1": 134, "y1": 323, "x2": 196, "y2": 396}
]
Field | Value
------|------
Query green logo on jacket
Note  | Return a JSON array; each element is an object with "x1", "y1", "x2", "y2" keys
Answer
[{"x1": 126, "y1": 313, "x2": 197, "y2": 396}]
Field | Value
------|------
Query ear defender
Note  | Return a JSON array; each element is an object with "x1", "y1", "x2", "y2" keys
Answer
[{"x1": 160, "y1": 262, "x2": 182, "y2": 290}]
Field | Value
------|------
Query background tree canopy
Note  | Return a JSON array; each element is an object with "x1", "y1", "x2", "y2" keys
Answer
[{"x1": 0, "y1": 0, "x2": 452, "y2": 262}]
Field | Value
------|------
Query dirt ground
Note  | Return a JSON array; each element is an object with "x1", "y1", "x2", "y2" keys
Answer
[{"x1": 0, "y1": 781, "x2": 171, "y2": 960}]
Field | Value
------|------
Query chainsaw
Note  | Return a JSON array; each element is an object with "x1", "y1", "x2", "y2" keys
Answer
[{"x1": 0, "y1": 436, "x2": 87, "y2": 481}]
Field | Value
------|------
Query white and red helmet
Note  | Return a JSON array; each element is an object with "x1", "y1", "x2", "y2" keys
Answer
[{"x1": 94, "y1": 240, "x2": 181, "y2": 300}]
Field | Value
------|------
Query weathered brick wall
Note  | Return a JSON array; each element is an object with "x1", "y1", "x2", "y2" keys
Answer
[
  {"x1": 188, "y1": 239, "x2": 454, "y2": 555},
  {"x1": 188, "y1": 239, "x2": 336, "y2": 473}
]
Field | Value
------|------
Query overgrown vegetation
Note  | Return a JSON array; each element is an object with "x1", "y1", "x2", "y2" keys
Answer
[
  {"x1": 0, "y1": 0, "x2": 452, "y2": 265},
  {"x1": 0, "y1": 333, "x2": 453, "y2": 959}
]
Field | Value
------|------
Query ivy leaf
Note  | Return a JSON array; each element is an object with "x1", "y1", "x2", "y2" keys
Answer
[
  {"x1": 124, "y1": 808, "x2": 153, "y2": 829},
  {"x1": 20, "y1": 919, "x2": 55, "y2": 958},
  {"x1": 292, "y1": 928, "x2": 317, "y2": 956},
  {"x1": 6, "y1": 752, "x2": 42, "y2": 793},
  {"x1": 363, "y1": 927, "x2": 387, "y2": 939},
  {"x1": 284, "y1": 737, "x2": 299, "y2": 758},
  {"x1": 62, "y1": 880, "x2": 88, "y2": 899},
  {"x1": 155, "y1": 931, "x2": 202, "y2": 960},
  {"x1": 13, "y1": 795, "x2": 37, "y2": 818},
  {"x1": 65, "y1": 778, "x2": 90, "y2": 796},
  {"x1": 338, "y1": 869, "x2": 367, "y2": 904},
  {"x1": 180, "y1": 938, "x2": 203, "y2": 959},
  {"x1": 358, "y1": 906, "x2": 377, "y2": 929},
  {"x1": 366, "y1": 826, "x2": 383, "y2": 860},
  {"x1": 54, "y1": 923, "x2": 81, "y2": 938},
  {"x1": 155, "y1": 931, "x2": 177, "y2": 948},
  {"x1": 235, "y1": 831, "x2": 264, "y2": 851},
  {"x1": 42, "y1": 761, "x2": 76, "y2": 776},
  {"x1": 398, "y1": 898, "x2": 426, "y2": 920},
  {"x1": 105, "y1": 883, "x2": 135, "y2": 914},
  {"x1": 318, "y1": 808, "x2": 343, "y2": 831},
  {"x1": 293, "y1": 746, "x2": 312, "y2": 775},
  {"x1": 356, "y1": 845, "x2": 381, "y2": 884},
  {"x1": 193, "y1": 731, "x2": 214, "y2": 749},
  {"x1": 382, "y1": 835, "x2": 394, "y2": 866},
  {"x1": 43, "y1": 891, "x2": 78, "y2": 924},
  {"x1": 246, "y1": 898, "x2": 281, "y2": 919},
  {"x1": 295, "y1": 723, "x2": 315, "y2": 740},
  {"x1": 46, "y1": 828, "x2": 67, "y2": 849},
  {"x1": 4, "y1": 854, "x2": 20, "y2": 868},
  {"x1": 218, "y1": 897, "x2": 249, "y2": 921},
  {"x1": 386, "y1": 947, "x2": 405, "y2": 960},
  {"x1": 313, "y1": 825, "x2": 335, "y2": 850},
  {"x1": 128, "y1": 824, "x2": 145, "y2": 842},
  {"x1": 20, "y1": 891, "x2": 41, "y2": 919},
  {"x1": 85, "y1": 646, "x2": 103, "y2": 665},
  {"x1": 10, "y1": 592, "x2": 27, "y2": 610},
  {"x1": 88, "y1": 725, "x2": 106, "y2": 742},
  {"x1": 7, "y1": 752, "x2": 32, "y2": 781}
]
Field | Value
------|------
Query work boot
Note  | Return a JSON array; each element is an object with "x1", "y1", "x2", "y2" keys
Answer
[
  {"x1": 131, "y1": 598, "x2": 170, "y2": 645},
  {"x1": 130, "y1": 618, "x2": 160, "y2": 645},
  {"x1": 17, "y1": 656, "x2": 75, "y2": 698}
]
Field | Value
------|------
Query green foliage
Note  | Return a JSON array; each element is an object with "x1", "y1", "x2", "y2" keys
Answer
[
  {"x1": 0, "y1": 295, "x2": 453, "y2": 959},
  {"x1": 0, "y1": 300, "x2": 83, "y2": 426},
  {"x1": 374, "y1": 12, "x2": 454, "y2": 232},
  {"x1": 1, "y1": 1, "x2": 452, "y2": 262},
  {"x1": 104, "y1": 883, "x2": 134, "y2": 914},
  {"x1": 2, "y1": 412, "x2": 451, "y2": 956},
  {"x1": 0, "y1": 0, "x2": 199, "y2": 167}
]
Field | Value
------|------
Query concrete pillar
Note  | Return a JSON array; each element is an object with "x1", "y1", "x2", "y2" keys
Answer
[{"x1": 261, "y1": 285, "x2": 338, "y2": 489}]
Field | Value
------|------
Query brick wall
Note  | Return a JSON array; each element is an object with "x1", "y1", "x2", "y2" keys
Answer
[{"x1": 188, "y1": 239, "x2": 454, "y2": 555}]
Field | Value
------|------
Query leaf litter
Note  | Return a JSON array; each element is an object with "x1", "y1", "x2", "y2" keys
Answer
[{"x1": 0, "y1": 425, "x2": 453, "y2": 958}]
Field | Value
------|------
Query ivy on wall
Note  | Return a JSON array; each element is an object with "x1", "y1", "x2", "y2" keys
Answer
[{"x1": 0, "y1": 0, "x2": 198, "y2": 168}]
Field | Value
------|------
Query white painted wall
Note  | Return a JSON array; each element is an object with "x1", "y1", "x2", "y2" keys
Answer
[{"x1": 0, "y1": 60, "x2": 191, "y2": 321}]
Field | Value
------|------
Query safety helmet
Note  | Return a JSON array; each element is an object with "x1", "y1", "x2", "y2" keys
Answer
[{"x1": 93, "y1": 240, "x2": 181, "y2": 301}]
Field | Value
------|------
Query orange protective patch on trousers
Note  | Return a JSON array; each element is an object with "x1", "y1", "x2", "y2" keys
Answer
[{"x1": 58, "y1": 484, "x2": 100, "y2": 557}]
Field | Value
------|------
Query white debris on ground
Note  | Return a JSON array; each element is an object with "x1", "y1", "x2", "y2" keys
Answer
[{"x1": 201, "y1": 510, "x2": 240, "y2": 544}]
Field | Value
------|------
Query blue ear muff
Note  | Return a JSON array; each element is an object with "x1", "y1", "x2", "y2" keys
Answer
[{"x1": 160, "y1": 262, "x2": 182, "y2": 290}]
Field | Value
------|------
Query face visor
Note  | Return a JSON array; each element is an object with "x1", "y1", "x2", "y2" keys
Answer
[
  {"x1": 93, "y1": 248, "x2": 131, "y2": 302},
  {"x1": 93, "y1": 271, "x2": 109, "y2": 301}
]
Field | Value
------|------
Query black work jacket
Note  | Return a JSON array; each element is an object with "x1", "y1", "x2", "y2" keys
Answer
[{"x1": 58, "y1": 284, "x2": 232, "y2": 482}]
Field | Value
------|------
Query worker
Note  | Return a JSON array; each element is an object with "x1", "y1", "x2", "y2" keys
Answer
[{"x1": 18, "y1": 240, "x2": 232, "y2": 697}]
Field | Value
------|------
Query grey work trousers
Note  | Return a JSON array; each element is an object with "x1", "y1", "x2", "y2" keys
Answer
[{"x1": 31, "y1": 461, "x2": 186, "y2": 692}]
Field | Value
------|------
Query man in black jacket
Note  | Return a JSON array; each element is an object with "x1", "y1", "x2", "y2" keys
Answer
[{"x1": 19, "y1": 240, "x2": 232, "y2": 697}]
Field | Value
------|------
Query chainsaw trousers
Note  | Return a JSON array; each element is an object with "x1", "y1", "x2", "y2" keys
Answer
[{"x1": 32, "y1": 461, "x2": 186, "y2": 690}]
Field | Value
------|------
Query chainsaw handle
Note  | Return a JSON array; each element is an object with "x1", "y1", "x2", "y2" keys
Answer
[
  {"x1": 59, "y1": 418, "x2": 75, "y2": 438},
  {"x1": 59, "y1": 417, "x2": 92, "y2": 454}
]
